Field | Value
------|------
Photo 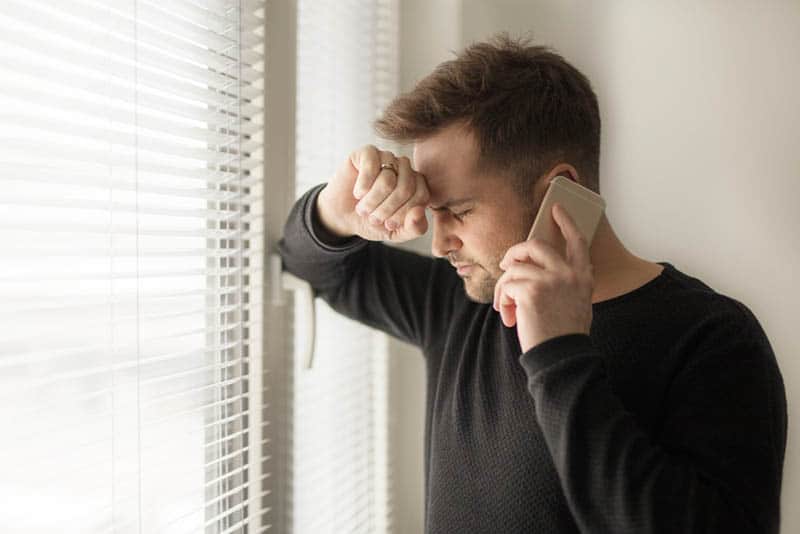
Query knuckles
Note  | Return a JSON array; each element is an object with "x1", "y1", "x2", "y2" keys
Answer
[
  {"x1": 357, "y1": 144, "x2": 379, "y2": 168},
  {"x1": 355, "y1": 149, "x2": 429, "y2": 203},
  {"x1": 418, "y1": 186, "x2": 431, "y2": 204}
]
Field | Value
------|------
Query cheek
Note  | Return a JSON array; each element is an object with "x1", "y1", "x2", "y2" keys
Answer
[
  {"x1": 475, "y1": 233, "x2": 509, "y2": 271},
  {"x1": 474, "y1": 219, "x2": 526, "y2": 271}
]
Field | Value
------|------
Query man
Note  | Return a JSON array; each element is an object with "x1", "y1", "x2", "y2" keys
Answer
[{"x1": 279, "y1": 33, "x2": 787, "y2": 533}]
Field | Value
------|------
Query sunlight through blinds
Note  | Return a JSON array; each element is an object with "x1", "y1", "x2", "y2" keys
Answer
[
  {"x1": 292, "y1": 0, "x2": 399, "y2": 532},
  {"x1": 0, "y1": 1, "x2": 267, "y2": 532}
]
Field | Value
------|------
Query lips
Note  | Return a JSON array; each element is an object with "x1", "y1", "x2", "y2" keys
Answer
[{"x1": 454, "y1": 263, "x2": 474, "y2": 276}]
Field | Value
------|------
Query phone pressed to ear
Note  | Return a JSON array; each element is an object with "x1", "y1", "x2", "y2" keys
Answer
[{"x1": 527, "y1": 175, "x2": 606, "y2": 258}]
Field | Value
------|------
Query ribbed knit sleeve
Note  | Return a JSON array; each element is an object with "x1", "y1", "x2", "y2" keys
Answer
[{"x1": 519, "y1": 311, "x2": 787, "y2": 534}]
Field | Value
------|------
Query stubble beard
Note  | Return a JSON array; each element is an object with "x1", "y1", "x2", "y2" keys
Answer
[
  {"x1": 462, "y1": 265, "x2": 501, "y2": 303},
  {"x1": 462, "y1": 207, "x2": 536, "y2": 304}
]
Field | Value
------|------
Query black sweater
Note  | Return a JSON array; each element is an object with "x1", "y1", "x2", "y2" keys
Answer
[{"x1": 279, "y1": 185, "x2": 787, "y2": 534}]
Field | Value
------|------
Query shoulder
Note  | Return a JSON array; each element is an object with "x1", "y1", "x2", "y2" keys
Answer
[
  {"x1": 659, "y1": 263, "x2": 774, "y2": 367},
  {"x1": 661, "y1": 263, "x2": 761, "y2": 328}
]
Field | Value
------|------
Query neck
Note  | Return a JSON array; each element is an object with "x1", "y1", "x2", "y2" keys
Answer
[{"x1": 587, "y1": 214, "x2": 662, "y2": 304}]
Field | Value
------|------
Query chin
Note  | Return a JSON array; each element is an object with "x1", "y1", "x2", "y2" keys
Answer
[{"x1": 463, "y1": 276, "x2": 496, "y2": 304}]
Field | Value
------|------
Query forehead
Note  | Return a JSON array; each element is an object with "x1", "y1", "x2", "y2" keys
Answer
[{"x1": 412, "y1": 123, "x2": 482, "y2": 202}]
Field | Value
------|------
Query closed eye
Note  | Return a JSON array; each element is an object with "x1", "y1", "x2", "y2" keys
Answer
[
  {"x1": 430, "y1": 205, "x2": 473, "y2": 222},
  {"x1": 453, "y1": 209, "x2": 471, "y2": 221}
]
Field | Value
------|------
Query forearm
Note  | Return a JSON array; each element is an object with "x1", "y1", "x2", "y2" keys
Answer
[
  {"x1": 278, "y1": 184, "x2": 368, "y2": 294},
  {"x1": 278, "y1": 184, "x2": 451, "y2": 348},
  {"x1": 316, "y1": 184, "x2": 356, "y2": 240}
]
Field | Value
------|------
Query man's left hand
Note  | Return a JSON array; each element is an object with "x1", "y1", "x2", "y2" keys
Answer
[{"x1": 493, "y1": 203, "x2": 595, "y2": 353}]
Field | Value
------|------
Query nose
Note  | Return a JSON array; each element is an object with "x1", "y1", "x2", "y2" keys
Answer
[{"x1": 430, "y1": 213, "x2": 462, "y2": 258}]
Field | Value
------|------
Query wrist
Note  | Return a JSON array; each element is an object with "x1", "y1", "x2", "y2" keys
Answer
[{"x1": 315, "y1": 186, "x2": 356, "y2": 240}]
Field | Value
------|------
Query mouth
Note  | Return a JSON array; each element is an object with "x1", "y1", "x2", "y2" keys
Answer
[{"x1": 453, "y1": 263, "x2": 475, "y2": 276}]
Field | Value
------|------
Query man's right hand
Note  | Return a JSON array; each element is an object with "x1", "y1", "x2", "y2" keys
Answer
[{"x1": 316, "y1": 145, "x2": 431, "y2": 243}]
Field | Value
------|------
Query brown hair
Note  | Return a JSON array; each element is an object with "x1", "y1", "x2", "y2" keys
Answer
[{"x1": 374, "y1": 32, "x2": 601, "y2": 195}]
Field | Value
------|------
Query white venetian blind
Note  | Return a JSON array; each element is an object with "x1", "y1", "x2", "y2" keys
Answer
[
  {"x1": 0, "y1": 1, "x2": 268, "y2": 532},
  {"x1": 291, "y1": 0, "x2": 399, "y2": 532}
]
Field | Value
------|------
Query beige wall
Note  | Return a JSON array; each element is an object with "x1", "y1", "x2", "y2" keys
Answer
[{"x1": 390, "y1": 1, "x2": 800, "y2": 532}]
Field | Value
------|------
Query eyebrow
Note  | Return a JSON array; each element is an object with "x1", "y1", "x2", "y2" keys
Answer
[{"x1": 429, "y1": 197, "x2": 475, "y2": 211}]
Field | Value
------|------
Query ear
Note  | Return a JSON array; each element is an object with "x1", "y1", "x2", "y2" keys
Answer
[
  {"x1": 545, "y1": 163, "x2": 581, "y2": 185},
  {"x1": 531, "y1": 162, "x2": 582, "y2": 205}
]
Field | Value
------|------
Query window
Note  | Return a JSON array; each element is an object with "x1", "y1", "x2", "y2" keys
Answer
[
  {"x1": 0, "y1": 1, "x2": 266, "y2": 531},
  {"x1": 288, "y1": 1, "x2": 399, "y2": 532}
]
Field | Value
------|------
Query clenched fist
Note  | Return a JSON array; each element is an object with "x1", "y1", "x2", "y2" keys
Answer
[{"x1": 316, "y1": 145, "x2": 431, "y2": 243}]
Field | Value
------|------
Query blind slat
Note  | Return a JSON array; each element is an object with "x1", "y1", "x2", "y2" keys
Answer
[
  {"x1": 0, "y1": 245, "x2": 264, "y2": 260},
  {"x1": 0, "y1": 223, "x2": 263, "y2": 239},
  {"x1": 1, "y1": 113, "x2": 260, "y2": 161},
  {"x1": 0, "y1": 165, "x2": 260, "y2": 193},
  {"x1": 0, "y1": 137, "x2": 259, "y2": 177},
  {"x1": 0, "y1": 336, "x2": 246, "y2": 371},
  {"x1": 4, "y1": 386, "x2": 253, "y2": 436},
  {"x1": 0, "y1": 195, "x2": 252, "y2": 222},
  {"x1": 0, "y1": 74, "x2": 259, "y2": 133},
  {"x1": 0, "y1": 321, "x2": 259, "y2": 361},
  {"x1": 0, "y1": 265, "x2": 262, "y2": 283}
]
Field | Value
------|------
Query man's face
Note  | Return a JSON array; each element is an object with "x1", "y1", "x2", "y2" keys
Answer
[{"x1": 413, "y1": 123, "x2": 542, "y2": 303}]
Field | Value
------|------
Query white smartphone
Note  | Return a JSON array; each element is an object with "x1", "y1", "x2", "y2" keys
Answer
[{"x1": 526, "y1": 175, "x2": 606, "y2": 258}]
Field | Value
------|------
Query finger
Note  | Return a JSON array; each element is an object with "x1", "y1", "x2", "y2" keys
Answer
[
  {"x1": 552, "y1": 203, "x2": 591, "y2": 267},
  {"x1": 371, "y1": 156, "x2": 415, "y2": 227},
  {"x1": 394, "y1": 205, "x2": 428, "y2": 239},
  {"x1": 352, "y1": 145, "x2": 381, "y2": 200},
  {"x1": 496, "y1": 279, "x2": 517, "y2": 327},
  {"x1": 355, "y1": 154, "x2": 399, "y2": 222},
  {"x1": 500, "y1": 237, "x2": 566, "y2": 272},
  {"x1": 493, "y1": 274, "x2": 518, "y2": 326},
  {"x1": 493, "y1": 263, "x2": 546, "y2": 310},
  {"x1": 497, "y1": 278, "x2": 545, "y2": 327},
  {"x1": 499, "y1": 262, "x2": 545, "y2": 282},
  {"x1": 493, "y1": 270, "x2": 513, "y2": 311},
  {"x1": 499, "y1": 300, "x2": 516, "y2": 327},
  {"x1": 493, "y1": 271, "x2": 504, "y2": 312},
  {"x1": 385, "y1": 171, "x2": 430, "y2": 231}
]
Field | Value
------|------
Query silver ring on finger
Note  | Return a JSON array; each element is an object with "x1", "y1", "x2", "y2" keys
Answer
[{"x1": 379, "y1": 162, "x2": 398, "y2": 177}]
